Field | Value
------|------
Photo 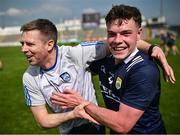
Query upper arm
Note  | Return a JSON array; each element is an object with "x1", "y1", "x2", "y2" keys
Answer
[
  {"x1": 136, "y1": 40, "x2": 150, "y2": 53},
  {"x1": 23, "y1": 70, "x2": 45, "y2": 106},
  {"x1": 31, "y1": 105, "x2": 48, "y2": 122},
  {"x1": 68, "y1": 42, "x2": 108, "y2": 68},
  {"x1": 30, "y1": 105, "x2": 53, "y2": 128}
]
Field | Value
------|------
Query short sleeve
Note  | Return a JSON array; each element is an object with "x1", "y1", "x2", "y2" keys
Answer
[
  {"x1": 23, "y1": 68, "x2": 45, "y2": 107},
  {"x1": 67, "y1": 41, "x2": 107, "y2": 68}
]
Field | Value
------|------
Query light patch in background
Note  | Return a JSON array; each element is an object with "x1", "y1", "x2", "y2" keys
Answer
[{"x1": 0, "y1": 7, "x2": 28, "y2": 16}]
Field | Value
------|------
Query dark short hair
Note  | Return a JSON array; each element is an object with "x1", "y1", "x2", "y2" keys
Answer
[
  {"x1": 105, "y1": 4, "x2": 142, "y2": 27},
  {"x1": 20, "y1": 19, "x2": 58, "y2": 45}
]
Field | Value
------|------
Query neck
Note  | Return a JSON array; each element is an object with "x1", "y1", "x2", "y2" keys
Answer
[
  {"x1": 115, "y1": 59, "x2": 123, "y2": 65},
  {"x1": 41, "y1": 47, "x2": 57, "y2": 70}
]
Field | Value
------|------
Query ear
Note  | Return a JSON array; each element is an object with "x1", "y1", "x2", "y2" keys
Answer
[
  {"x1": 47, "y1": 40, "x2": 55, "y2": 51},
  {"x1": 137, "y1": 27, "x2": 142, "y2": 41}
]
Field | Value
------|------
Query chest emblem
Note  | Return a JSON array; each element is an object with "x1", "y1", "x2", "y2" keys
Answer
[
  {"x1": 60, "y1": 72, "x2": 71, "y2": 82},
  {"x1": 115, "y1": 77, "x2": 122, "y2": 90}
]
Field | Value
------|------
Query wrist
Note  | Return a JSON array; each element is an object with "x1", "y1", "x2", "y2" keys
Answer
[
  {"x1": 83, "y1": 101, "x2": 90, "y2": 107},
  {"x1": 148, "y1": 44, "x2": 156, "y2": 56}
]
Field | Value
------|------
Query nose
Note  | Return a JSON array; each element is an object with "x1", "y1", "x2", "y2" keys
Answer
[
  {"x1": 21, "y1": 43, "x2": 28, "y2": 53},
  {"x1": 114, "y1": 33, "x2": 123, "y2": 43}
]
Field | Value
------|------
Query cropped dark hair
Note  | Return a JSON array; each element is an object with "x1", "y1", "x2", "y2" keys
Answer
[
  {"x1": 105, "y1": 4, "x2": 142, "y2": 27},
  {"x1": 20, "y1": 19, "x2": 58, "y2": 45}
]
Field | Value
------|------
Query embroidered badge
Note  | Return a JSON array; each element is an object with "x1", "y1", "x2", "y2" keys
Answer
[
  {"x1": 115, "y1": 77, "x2": 122, "y2": 90},
  {"x1": 60, "y1": 72, "x2": 71, "y2": 82}
]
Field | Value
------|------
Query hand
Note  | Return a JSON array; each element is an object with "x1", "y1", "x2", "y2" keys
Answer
[
  {"x1": 151, "y1": 46, "x2": 176, "y2": 84},
  {"x1": 50, "y1": 88, "x2": 85, "y2": 109},
  {"x1": 73, "y1": 102, "x2": 99, "y2": 124}
]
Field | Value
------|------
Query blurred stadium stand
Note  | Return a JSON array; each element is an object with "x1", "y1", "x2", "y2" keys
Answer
[{"x1": 0, "y1": 14, "x2": 179, "y2": 47}]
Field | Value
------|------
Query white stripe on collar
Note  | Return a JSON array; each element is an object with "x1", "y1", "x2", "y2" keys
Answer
[{"x1": 124, "y1": 48, "x2": 139, "y2": 64}]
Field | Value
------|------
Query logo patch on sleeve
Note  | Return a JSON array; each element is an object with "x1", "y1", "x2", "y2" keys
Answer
[
  {"x1": 115, "y1": 77, "x2": 122, "y2": 90},
  {"x1": 60, "y1": 72, "x2": 71, "y2": 82}
]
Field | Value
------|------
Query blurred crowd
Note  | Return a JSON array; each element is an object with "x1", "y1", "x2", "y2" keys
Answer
[{"x1": 159, "y1": 30, "x2": 179, "y2": 56}]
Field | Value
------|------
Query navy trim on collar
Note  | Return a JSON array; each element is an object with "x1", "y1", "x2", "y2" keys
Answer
[{"x1": 40, "y1": 45, "x2": 58, "y2": 72}]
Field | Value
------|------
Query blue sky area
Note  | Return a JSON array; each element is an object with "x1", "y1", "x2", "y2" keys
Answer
[{"x1": 0, "y1": 0, "x2": 180, "y2": 27}]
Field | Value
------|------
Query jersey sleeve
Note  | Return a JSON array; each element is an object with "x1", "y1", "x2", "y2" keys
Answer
[
  {"x1": 67, "y1": 41, "x2": 108, "y2": 68},
  {"x1": 23, "y1": 68, "x2": 45, "y2": 107},
  {"x1": 89, "y1": 58, "x2": 104, "y2": 74},
  {"x1": 121, "y1": 64, "x2": 160, "y2": 111}
]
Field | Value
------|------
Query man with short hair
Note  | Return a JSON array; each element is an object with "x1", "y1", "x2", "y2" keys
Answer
[{"x1": 20, "y1": 18, "x2": 106, "y2": 134}]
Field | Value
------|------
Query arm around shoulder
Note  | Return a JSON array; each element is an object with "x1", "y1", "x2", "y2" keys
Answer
[{"x1": 137, "y1": 40, "x2": 176, "y2": 83}]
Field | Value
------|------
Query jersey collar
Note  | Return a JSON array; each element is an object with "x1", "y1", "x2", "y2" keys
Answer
[
  {"x1": 124, "y1": 48, "x2": 139, "y2": 64},
  {"x1": 40, "y1": 45, "x2": 58, "y2": 72}
]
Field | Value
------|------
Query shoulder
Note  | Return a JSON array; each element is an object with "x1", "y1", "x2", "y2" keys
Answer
[
  {"x1": 126, "y1": 51, "x2": 159, "y2": 80},
  {"x1": 23, "y1": 65, "x2": 40, "y2": 83},
  {"x1": 57, "y1": 45, "x2": 70, "y2": 55}
]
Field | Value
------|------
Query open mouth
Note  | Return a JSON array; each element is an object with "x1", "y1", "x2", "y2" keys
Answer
[
  {"x1": 26, "y1": 55, "x2": 33, "y2": 61},
  {"x1": 112, "y1": 46, "x2": 127, "y2": 51}
]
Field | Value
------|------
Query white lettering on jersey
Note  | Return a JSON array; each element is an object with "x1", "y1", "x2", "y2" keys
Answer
[
  {"x1": 108, "y1": 76, "x2": 113, "y2": 84},
  {"x1": 108, "y1": 72, "x2": 114, "y2": 84},
  {"x1": 99, "y1": 81, "x2": 121, "y2": 103}
]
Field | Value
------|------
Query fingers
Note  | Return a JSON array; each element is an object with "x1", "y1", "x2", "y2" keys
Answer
[
  {"x1": 73, "y1": 102, "x2": 89, "y2": 117},
  {"x1": 151, "y1": 46, "x2": 176, "y2": 84},
  {"x1": 63, "y1": 88, "x2": 77, "y2": 94},
  {"x1": 166, "y1": 65, "x2": 176, "y2": 84},
  {"x1": 50, "y1": 90, "x2": 84, "y2": 108},
  {"x1": 83, "y1": 112, "x2": 99, "y2": 124},
  {"x1": 51, "y1": 92, "x2": 66, "y2": 103},
  {"x1": 73, "y1": 102, "x2": 99, "y2": 124},
  {"x1": 50, "y1": 93, "x2": 69, "y2": 107},
  {"x1": 162, "y1": 64, "x2": 176, "y2": 84}
]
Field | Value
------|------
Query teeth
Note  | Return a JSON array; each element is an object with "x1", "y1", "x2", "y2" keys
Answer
[{"x1": 113, "y1": 47, "x2": 126, "y2": 51}]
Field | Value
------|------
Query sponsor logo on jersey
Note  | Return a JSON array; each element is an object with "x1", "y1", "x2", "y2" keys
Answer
[
  {"x1": 115, "y1": 77, "x2": 122, "y2": 90},
  {"x1": 60, "y1": 72, "x2": 71, "y2": 82},
  {"x1": 108, "y1": 76, "x2": 113, "y2": 84}
]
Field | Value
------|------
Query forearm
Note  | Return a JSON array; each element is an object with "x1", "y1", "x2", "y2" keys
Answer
[
  {"x1": 38, "y1": 111, "x2": 75, "y2": 128},
  {"x1": 31, "y1": 106, "x2": 75, "y2": 128},
  {"x1": 84, "y1": 103, "x2": 126, "y2": 133},
  {"x1": 137, "y1": 40, "x2": 151, "y2": 53}
]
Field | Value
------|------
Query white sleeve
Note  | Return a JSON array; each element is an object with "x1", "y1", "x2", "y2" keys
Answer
[
  {"x1": 67, "y1": 41, "x2": 108, "y2": 68},
  {"x1": 22, "y1": 67, "x2": 45, "y2": 107}
]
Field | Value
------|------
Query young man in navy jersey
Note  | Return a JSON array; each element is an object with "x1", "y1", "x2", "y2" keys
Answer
[{"x1": 51, "y1": 5, "x2": 169, "y2": 134}]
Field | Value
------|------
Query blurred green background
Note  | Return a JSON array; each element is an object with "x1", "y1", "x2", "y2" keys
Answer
[{"x1": 0, "y1": 39, "x2": 179, "y2": 134}]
